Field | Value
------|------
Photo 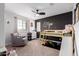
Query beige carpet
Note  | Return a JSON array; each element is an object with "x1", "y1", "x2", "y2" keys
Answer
[{"x1": 7, "y1": 39, "x2": 59, "y2": 56}]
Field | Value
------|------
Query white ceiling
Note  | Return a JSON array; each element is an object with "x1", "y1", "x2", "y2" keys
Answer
[{"x1": 5, "y1": 3, "x2": 74, "y2": 20}]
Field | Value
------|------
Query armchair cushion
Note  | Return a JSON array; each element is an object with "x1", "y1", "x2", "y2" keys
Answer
[{"x1": 11, "y1": 33, "x2": 26, "y2": 47}]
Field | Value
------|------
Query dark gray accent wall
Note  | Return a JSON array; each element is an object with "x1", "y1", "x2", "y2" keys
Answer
[{"x1": 35, "y1": 12, "x2": 72, "y2": 31}]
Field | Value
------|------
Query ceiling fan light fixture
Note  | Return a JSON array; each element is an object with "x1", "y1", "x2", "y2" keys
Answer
[{"x1": 36, "y1": 14, "x2": 39, "y2": 16}]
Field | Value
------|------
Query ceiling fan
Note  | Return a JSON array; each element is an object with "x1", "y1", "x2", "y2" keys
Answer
[{"x1": 32, "y1": 9, "x2": 46, "y2": 16}]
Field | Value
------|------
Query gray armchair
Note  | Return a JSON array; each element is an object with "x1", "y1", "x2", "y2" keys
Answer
[{"x1": 11, "y1": 33, "x2": 26, "y2": 47}]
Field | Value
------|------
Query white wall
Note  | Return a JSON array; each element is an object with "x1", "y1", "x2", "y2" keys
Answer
[
  {"x1": 29, "y1": 20, "x2": 35, "y2": 32},
  {"x1": 4, "y1": 10, "x2": 29, "y2": 45},
  {"x1": 29, "y1": 20, "x2": 36, "y2": 39},
  {"x1": 0, "y1": 4, "x2": 5, "y2": 49},
  {"x1": 5, "y1": 10, "x2": 17, "y2": 45}
]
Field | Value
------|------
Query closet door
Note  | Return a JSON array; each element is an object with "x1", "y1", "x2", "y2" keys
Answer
[
  {"x1": 73, "y1": 3, "x2": 79, "y2": 56},
  {"x1": 74, "y1": 21, "x2": 79, "y2": 56}
]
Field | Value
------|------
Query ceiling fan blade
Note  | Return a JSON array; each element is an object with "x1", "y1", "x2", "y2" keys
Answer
[
  {"x1": 32, "y1": 9, "x2": 46, "y2": 15},
  {"x1": 39, "y1": 12, "x2": 45, "y2": 15},
  {"x1": 32, "y1": 10, "x2": 37, "y2": 13}
]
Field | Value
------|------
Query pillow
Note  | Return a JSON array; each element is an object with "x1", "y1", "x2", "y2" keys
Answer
[{"x1": 13, "y1": 33, "x2": 19, "y2": 36}]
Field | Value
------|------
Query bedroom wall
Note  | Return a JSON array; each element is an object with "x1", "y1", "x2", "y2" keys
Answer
[
  {"x1": 35, "y1": 12, "x2": 72, "y2": 31},
  {"x1": 0, "y1": 4, "x2": 5, "y2": 49},
  {"x1": 4, "y1": 10, "x2": 29, "y2": 45},
  {"x1": 29, "y1": 20, "x2": 35, "y2": 32}
]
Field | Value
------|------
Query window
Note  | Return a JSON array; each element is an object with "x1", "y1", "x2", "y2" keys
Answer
[{"x1": 17, "y1": 19, "x2": 26, "y2": 30}]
